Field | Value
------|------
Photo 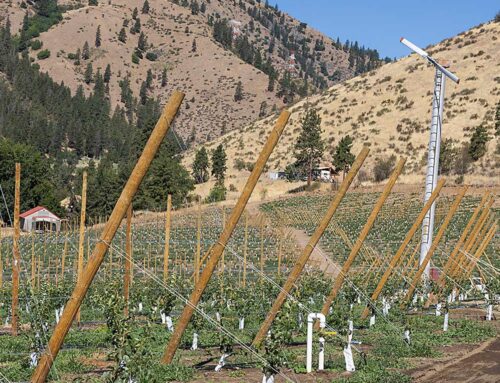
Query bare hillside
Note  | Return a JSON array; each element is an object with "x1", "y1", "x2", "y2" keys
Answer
[
  {"x1": 0, "y1": 0, "x2": 386, "y2": 144},
  {"x1": 185, "y1": 21, "x2": 500, "y2": 194}
]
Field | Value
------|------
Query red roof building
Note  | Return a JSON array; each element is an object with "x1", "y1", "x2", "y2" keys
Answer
[{"x1": 20, "y1": 206, "x2": 61, "y2": 233}]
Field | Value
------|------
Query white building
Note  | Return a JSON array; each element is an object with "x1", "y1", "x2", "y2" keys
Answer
[{"x1": 20, "y1": 206, "x2": 61, "y2": 233}]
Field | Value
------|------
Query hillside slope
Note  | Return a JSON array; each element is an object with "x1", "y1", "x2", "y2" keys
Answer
[
  {"x1": 185, "y1": 20, "x2": 500, "y2": 192},
  {"x1": 0, "y1": 0, "x2": 386, "y2": 144}
]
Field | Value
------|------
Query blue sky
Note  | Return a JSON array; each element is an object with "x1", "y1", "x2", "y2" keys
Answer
[{"x1": 277, "y1": 0, "x2": 499, "y2": 58}]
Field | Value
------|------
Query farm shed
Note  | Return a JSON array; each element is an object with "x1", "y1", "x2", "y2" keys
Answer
[{"x1": 20, "y1": 206, "x2": 61, "y2": 233}]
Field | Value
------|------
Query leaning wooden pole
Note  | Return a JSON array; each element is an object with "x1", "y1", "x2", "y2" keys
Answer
[
  {"x1": 252, "y1": 147, "x2": 370, "y2": 347},
  {"x1": 11, "y1": 163, "x2": 21, "y2": 336},
  {"x1": 360, "y1": 178, "x2": 446, "y2": 319},
  {"x1": 161, "y1": 110, "x2": 291, "y2": 364},
  {"x1": 76, "y1": 171, "x2": 87, "y2": 325},
  {"x1": 401, "y1": 186, "x2": 468, "y2": 307},
  {"x1": 463, "y1": 223, "x2": 497, "y2": 278},
  {"x1": 31, "y1": 91, "x2": 185, "y2": 383},
  {"x1": 124, "y1": 204, "x2": 132, "y2": 316},
  {"x1": 438, "y1": 192, "x2": 490, "y2": 286},
  {"x1": 163, "y1": 194, "x2": 172, "y2": 282},
  {"x1": 320, "y1": 158, "x2": 406, "y2": 317}
]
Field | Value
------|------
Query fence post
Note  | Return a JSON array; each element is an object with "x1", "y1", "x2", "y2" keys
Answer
[
  {"x1": 163, "y1": 194, "x2": 172, "y2": 282},
  {"x1": 11, "y1": 163, "x2": 21, "y2": 336}
]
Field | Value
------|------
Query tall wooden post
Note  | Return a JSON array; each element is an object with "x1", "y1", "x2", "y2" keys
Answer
[
  {"x1": 243, "y1": 212, "x2": 248, "y2": 287},
  {"x1": 252, "y1": 147, "x2": 370, "y2": 347},
  {"x1": 401, "y1": 186, "x2": 467, "y2": 307},
  {"x1": 11, "y1": 163, "x2": 21, "y2": 336},
  {"x1": 76, "y1": 171, "x2": 87, "y2": 325},
  {"x1": 163, "y1": 194, "x2": 172, "y2": 282},
  {"x1": 161, "y1": 110, "x2": 291, "y2": 364},
  {"x1": 124, "y1": 204, "x2": 132, "y2": 316},
  {"x1": 260, "y1": 215, "x2": 265, "y2": 282},
  {"x1": 360, "y1": 178, "x2": 446, "y2": 319},
  {"x1": 320, "y1": 158, "x2": 405, "y2": 316},
  {"x1": 463, "y1": 223, "x2": 497, "y2": 278},
  {"x1": 195, "y1": 198, "x2": 201, "y2": 282},
  {"x1": 31, "y1": 91, "x2": 185, "y2": 383}
]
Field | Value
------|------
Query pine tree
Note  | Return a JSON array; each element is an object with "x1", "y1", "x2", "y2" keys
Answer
[
  {"x1": 332, "y1": 135, "x2": 355, "y2": 179},
  {"x1": 267, "y1": 72, "x2": 275, "y2": 92},
  {"x1": 293, "y1": 108, "x2": 324, "y2": 186},
  {"x1": 132, "y1": 17, "x2": 141, "y2": 34},
  {"x1": 141, "y1": 0, "x2": 150, "y2": 14},
  {"x1": 95, "y1": 25, "x2": 101, "y2": 47},
  {"x1": 103, "y1": 63, "x2": 111, "y2": 83},
  {"x1": 145, "y1": 69, "x2": 153, "y2": 88},
  {"x1": 200, "y1": 2, "x2": 206, "y2": 13},
  {"x1": 234, "y1": 81, "x2": 243, "y2": 102},
  {"x1": 192, "y1": 38, "x2": 197, "y2": 52},
  {"x1": 139, "y1": 81, "x2": 148, "y2": 105},
  {"x1": 211, "y1": 144, "x2": 227, "y2": 184},
  {"x1": 75, "y1": 48, "x2": 81, "y2": 65},
  {"x1": 118, "y1": 27, "x2": 127, "y2": 43},
  {"x1": 192, "y1": 146, "x2": 209, "y2": 183},
  {"x1": 82, "y1": 41, "x2": 90, "y2": 60},
  {"x1": 468, "y1": 125, "x2": 490, "y2": 161},
  {"x1": 190, "y1": 0, "x2": 199, "y2": 15},
  {"x1": 89, "y1": 0, "x2": 98, "y2": 5},
  {"x1": 161, "y1": 68, "x2": 167, "y2": 87},
  {"x1": 132, "y1": 7, "x2": 139, "y2": 19},
  {"x1": 137, "y1": 32, "x2": 147, "y2": 51},
  {"x1": 84, "y1": 63, "x2": 93, "y2": 84}
]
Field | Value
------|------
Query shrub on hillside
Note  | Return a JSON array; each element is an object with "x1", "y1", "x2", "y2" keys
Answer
[
  {"x1": 37, "y1": 49, "x2": 51, "y2": 60},
  {"x1": 31, "y1": 40, "x2": 43, "y2": 50},
  {"x1": 145, "y1": 52, "x2": 158, "y2": 61},
  {"x1": 373, "y1": 155, "x2": 396, "y2": 182}
]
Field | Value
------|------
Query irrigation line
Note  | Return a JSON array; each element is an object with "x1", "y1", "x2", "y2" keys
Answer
[{"x1": 106, "y1": 241, "x2": 298, "y2": 383}]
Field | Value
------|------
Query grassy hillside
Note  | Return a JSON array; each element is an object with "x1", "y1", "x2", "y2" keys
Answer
[{"x1": 185, "y1": 20, "x2": 500, "y2": 196}]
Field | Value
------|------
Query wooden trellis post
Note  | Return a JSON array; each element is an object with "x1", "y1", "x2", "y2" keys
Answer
[
  {"x1": 243, "y1": 212, "x2": 248, "y2": 287},
  {"x1": 124, "y1": 204, "x2": 132, "y2": 316},
  {"x1": 401, "y1": 186, "x2": 467, "y2": 307},
  {"x1": 253, "y1": 147, "x2": 370, "y2": 347},
  {"x1": 161, "y1": 110, "x2": 291, "y2": 364},
  {"x1": 438, "y1": 192, "x2": 489, "y2": 286},
  {"x1": 195, "y1": 198, "x2": 201, "y2": 283},
  {"x1": 260, "y1": 214, "x2": 265, "y2": 282},
  {"x1": 61, "y1": 222, "x2": 68, "y2": 282},
  {"x1": 449, "y1": 198, "x2": 493, "y2": 278},
  {"x1": 76, "y1": 171, "x2": 87, "y2": 325},
  {"x1": 360, "y1": 178, "x2": 446, "y2": 319},
  {"x1": 11, "y1": 163, "x2": 21, "y2": 336},
  {"x1": 463, "y1": 223, "x2": 497, "y2": 278},
  {"x1": 163, "y1": 194, "x2": 172, "y2": 282},
  {"x1": 31, "y1": 91, "x2": 185, "y2": 383},
  {"x1": 320, "y1": 158, "x2": 405, "y2": 317}
]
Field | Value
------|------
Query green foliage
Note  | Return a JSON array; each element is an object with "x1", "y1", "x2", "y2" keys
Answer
[
  {"x1": 332, "y1": 135, "x2": 355, "y2": 178},
  {"x1": 0, "y1": 138, "x2": 63, "y2": 222},
  {"x1": 192, "y1": 146, "x2": 210, "y2": 183},
  {"x1": 30, "y1": 39, "x2": 43, "y2": 50},
  {"x1": 293, "y1": 108, "x2": 324, "y2": 185},
  {"x1": 95, "y1": 25, "x2": 102, "y2": 47},
  {"x1": 211, "y1": 144, "x2": 227, "y2": 184},
  {"x1": 118, "y1": 27, "x2": 127, "y2": 43},
  {"x1": 205, "y1": 183, "x2": 227, "y2": 203},
  {"x1": 36, "y1": 49, "x2": 50, "y2": 60},
  {"x1": 142, "y1": 0, "x2": 150, "y2": 14},
  {"x1": 468, "y1": 125, "x2": 490, "y2": 161},
  {"x1": 132, "y1": 52, "x2": 140, "y2": 64},
  {"x1": 146, "y1": 51, "x2": 158, "y2": 61},
  {"x1": 84, "y1": 62, "x2": 93, "y2": 83},
  {"x1": 439, "y1": 138, "x2": 458, "y2": 175}
]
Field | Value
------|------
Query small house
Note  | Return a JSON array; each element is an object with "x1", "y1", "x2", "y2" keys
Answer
[
  {"x1": 20, "y1": 206, "x2": 61, "y2": 233},
  {"x1": 313, "y1": 166, "x2": 335, "y2": 182}
]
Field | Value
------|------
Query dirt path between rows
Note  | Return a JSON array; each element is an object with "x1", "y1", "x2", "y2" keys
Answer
[
  {"x1": 412, "y1": 335, "x2": 500, "y2": 382},
  {"x1": 288, "y1": 228, "x2": 341, "y2": 279}
]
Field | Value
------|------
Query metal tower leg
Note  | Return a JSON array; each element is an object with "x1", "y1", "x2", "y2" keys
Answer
[{"x1": 420, "y1": 68, "x2": 446, "y2": 277}]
